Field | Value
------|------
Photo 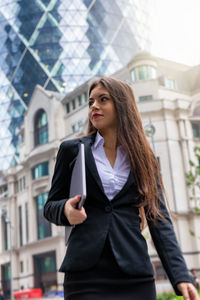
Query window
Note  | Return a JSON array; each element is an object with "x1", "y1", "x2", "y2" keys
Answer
[
  {"x1": 139, "y1": 95, "x2": 153, "y2": 102},
  {"x1": 138, "y1": 65, "x2": 148, "y2": 80},
  {"x1": 20, "y1": 261, "x2": 24, "y2": 273},
  {"x1": 191, "y1": 106, "x2": 200, "y2": 138},
  {"x1": 72, "y1": 124, "x2": 79, "y2": 133},
  {"x1": 165, "y1": 78, "x2": 175, "y2": 89},
  {"x1": 66, "y1": 102, "x2": 70, "y2": 113},
  {"x1": 14, "y1": 176, "x2": 26, "y2": 193},
  {"x1": 131, "y1": 65, "x2": 157, "y2": 82},
  {"x1": 72, "y1": 99, "x2": 76, "y2": 110},
  {"x1": 84, "y1": 92, "x2": 88, "y2": 103},
  {"x1": 131, "y1": 69, "x2": 136, "y2": 82},
  {"x1": 23, "y1": 176, "x2": 26, "y2": 189},
  {"x1": 78, "y1": 120, "x2": 83, "y2": 127},
  {"x1": 19, "y1": 206, "x2": 23, "y2": 247},
  {"x1": 32, "y1": 161, "x2": 49, "y2": 179},
  {"x1": 192, "y1": 123, "x2": 200, "y2": 138},
  {"x1": 34, "y1": 109, "x2": 48, "y2": 146},
  {"x1": 0, "y1": 185, "x2": 8, "y2": 197},
  {"x1": 2, "y1": 263, "x2": 10, "y2": 280},
  {"x1": 14, "y1": 181, "x2": 19, "y2": 193},
  {"x1": 153, "y1": 261, "x2": 168, "y2": 280},
  {"x1": 3, "y1": 217, "x2": 8, "y2": 250},
  {"x1": 149, "y1": 66, "x2": 157, "y2": 79},
  {"x1": 36, "y1": 192, "x2": 51, "y2": 239},
  {"x1": 78, "y1": 95, "x2": 82, "y2": 106},
  {"x1": 25, "y1": 202, "x2": 29, "y2": 243}
]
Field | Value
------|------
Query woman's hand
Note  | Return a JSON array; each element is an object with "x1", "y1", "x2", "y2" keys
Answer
[
  {"x1": 177, "y1": 282, "x2": 199, "y2": 300},
  {"x1": 64, "y1": 195, "x2": 87, "y2": 225}
]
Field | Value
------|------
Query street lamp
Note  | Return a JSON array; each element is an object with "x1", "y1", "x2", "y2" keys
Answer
[
  {"x1": 144, "y1": 119, "x2": 156, "y2": 154},
  {"x1": 0, "y1": 192, "x2": 13, "y2": 300}
]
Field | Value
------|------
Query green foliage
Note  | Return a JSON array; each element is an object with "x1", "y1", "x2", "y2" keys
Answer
[
  {"x1": 189, "y1": 229, "x2": 195, "y2": 236},
  {"x1": 157, "y1": 290, "x2": 200, "y2": 299},
  {"x1": 185, "y1": 146, "x2": 200, "y2": 216},
  {"x1": 156, "y1": 292, "x2": 181, "y2": 300},
  {"x1": 193, "y1": 207, "x2": 200, "y2": 216}
]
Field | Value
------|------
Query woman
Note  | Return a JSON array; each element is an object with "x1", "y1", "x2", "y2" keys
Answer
[{"x1": 44, "y1": 77, "x2": 199, "y2": 300}]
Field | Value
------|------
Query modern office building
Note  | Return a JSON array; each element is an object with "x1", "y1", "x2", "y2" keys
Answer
[
  {"x1": 0, "y1": 0, "x2": 152, "y2": 170},
  {"x1": 0, "y1": 52, "x2": 200, "y2": 297}
]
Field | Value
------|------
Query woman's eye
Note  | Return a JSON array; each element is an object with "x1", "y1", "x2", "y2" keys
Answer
[
  {"x1": 101, "y1": 97, "x2": 108, "y2": 102},
  {"x1": 88, "y1": 101, "x2": 94, "y2": 107}
]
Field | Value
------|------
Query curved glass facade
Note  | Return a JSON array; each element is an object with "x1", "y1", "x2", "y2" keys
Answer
[{"x1": 0, "y1": 0, "x2": 151, "y2": 169}]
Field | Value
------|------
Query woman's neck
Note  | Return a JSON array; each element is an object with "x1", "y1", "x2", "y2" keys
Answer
[{"x1": 99, "y1": 129, "x2": 117, "y2": 150}]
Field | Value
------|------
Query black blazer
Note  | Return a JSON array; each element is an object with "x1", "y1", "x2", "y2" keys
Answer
[{"x1": 44, "y1": 133, "x2": 191, "y2": 295}]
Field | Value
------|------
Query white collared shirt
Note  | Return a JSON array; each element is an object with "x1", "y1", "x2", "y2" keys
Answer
[{"x1": 91, "y1": 132, "x2": 131, "y2": 200}]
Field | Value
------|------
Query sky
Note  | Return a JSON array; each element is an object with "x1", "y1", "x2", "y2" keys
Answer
[{"x1": 150, "y1": 0, "x2": 200, "y2": 66}]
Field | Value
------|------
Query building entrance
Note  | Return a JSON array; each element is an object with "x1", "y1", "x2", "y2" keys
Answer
[{"x1": 33, "y1": 251, "x2": 57, "y2": 293}]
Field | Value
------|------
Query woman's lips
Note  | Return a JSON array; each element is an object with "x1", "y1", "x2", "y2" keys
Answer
[{"x1": 92, "y1": 113, "x2": 103, "y2": 119}]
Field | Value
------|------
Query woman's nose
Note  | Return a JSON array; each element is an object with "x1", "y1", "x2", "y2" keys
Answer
[{"x1": 91, "y1": 100, "x2": 99, "y2": 109}]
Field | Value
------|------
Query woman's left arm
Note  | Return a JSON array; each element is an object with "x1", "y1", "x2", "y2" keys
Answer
[{"x1": 147, "y1": 180, "x2": 198, "y2": 298}]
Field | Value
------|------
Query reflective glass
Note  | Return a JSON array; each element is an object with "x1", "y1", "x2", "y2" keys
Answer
[
  {"x1": 0, "y1": 0, "x2": 152, "y2": 169},
  {"x1": 138, "y1": 65, "x2": 148, "y2": 80},
  {"x1": 36, "y1": 192, "x2": 51, "y2": 239},
  {"x1": 32, "y1": 161, "x2": 49, "y2": 179},
  {"x1": 34, "y1": 109, "x2": 48, "y2": 145}
]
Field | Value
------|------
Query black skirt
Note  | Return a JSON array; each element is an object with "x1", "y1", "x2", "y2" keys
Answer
[{"x1": 63, "y1": 238, "x2": 156, "y2": 300}]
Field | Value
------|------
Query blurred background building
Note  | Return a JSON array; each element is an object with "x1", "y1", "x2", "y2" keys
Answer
[
  {"x1": 1, "y1": 0, "x2": 200, "y2": 298},
  {"x1": 1, "y1": 51, "x2": 200, "y2": 297}
]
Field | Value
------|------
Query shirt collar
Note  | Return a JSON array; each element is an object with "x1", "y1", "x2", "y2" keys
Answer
[{"x1": 93, "y1": 131, "x2": 104, "y2": 149}]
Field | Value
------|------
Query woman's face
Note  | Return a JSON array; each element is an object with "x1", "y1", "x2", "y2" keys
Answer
[{"x1": 88, "y1": 84, "x2": 117, "y2": 133}]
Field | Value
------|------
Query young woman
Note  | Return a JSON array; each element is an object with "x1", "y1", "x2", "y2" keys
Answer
[{"x1": 44, "y1": 77, "x2": 199, "y2": 300}]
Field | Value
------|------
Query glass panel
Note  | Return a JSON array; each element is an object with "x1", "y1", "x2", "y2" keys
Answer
[
  {"x1": 72, "y1": 98, "x2": 76, "y2": 110},
  {"x1": 138, "y1": 65, "x2": 148, "y2": 80},
  {"x1": 165, "y1": 78, "x2": 175, "y2": 89},
  {"x1": 66, "y1": 102, "x2": 70, "y2": 113},
  {"x1": 18, "y1": 205, "x2": 23, "y2": 247},
  {"x1": 78, "y1": 95, "x2": 82, "y2": 106},
  {"x1": 139, "y1": 95, "x2": 153, "y2": 102},
  {"x1": 192, "y1": 123, "x2": 200, "y2": 138},
  {"x1": 32, "y1": 161, "x2": 49, "y2": 179},
  {"x1": 149, "y1": 66, "x2": 156, "y2": 79},
  {"x1": 25, "y1": 202, "x2": 29, "y2": 243},
  {"x1": 36, "y1": 192, "x2": 51, "y2": 239},
  {"x1": 34, "y1": 109, "x2": 48, "y2": 146},
  {"x1": 131, "y1": 69, "x2": 136, "y2": 82}
]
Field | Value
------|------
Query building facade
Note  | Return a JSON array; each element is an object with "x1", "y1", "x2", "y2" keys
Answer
[
  {"x1": 0, "y1": 52, "x2": 200, "y2": 297},
  {"x1": 0, "y1": 0, "x2": 152, "y2": 170}
]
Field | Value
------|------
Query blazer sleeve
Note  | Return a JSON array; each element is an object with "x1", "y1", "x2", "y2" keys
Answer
[
  {"x1": 147, "y1": 180, "x2": 192, "y2": 296},
  {"x1": 44, "y1": 141, "x2": 77, "y2": 226}
]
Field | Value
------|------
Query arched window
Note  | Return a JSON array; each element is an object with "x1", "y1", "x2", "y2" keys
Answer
[
  {"x1": 34, "y1": 109, "x2": 48, "y2": 146},
  {"x1": 131, "y1": 65, "x2": 157, "y2": 82},
  {"x1": 191, "y1": 106, "x2": 200, "y2": 138}
]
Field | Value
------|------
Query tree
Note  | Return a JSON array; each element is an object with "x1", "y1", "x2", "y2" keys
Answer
[{"x1": 186, "y1": 146, "x2": 200, "y2": 216}]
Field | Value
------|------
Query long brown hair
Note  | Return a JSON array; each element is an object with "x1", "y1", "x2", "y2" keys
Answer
[{"x1": 88, "y1": 76, "x2": 165, "y2": 225}]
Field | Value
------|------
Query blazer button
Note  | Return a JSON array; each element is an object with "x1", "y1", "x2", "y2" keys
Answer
[{"x1": 105, "y1": 205, "x2": 112, "y2": 213}]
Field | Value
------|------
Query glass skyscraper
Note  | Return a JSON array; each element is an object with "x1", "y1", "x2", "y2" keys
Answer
[{"x1": 0, "y1": 0, "x2": 152, "y2": 169}]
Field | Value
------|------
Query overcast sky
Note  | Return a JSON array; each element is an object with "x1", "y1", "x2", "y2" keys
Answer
[{"x1": 150, "y1": 0, "x2": 200, "y2": 66}]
